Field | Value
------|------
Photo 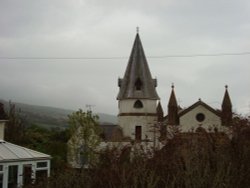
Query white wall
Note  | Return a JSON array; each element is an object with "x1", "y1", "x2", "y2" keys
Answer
[
  {"x1": 118, "y1": 115, "x2": 158, "y2": 140},
  {"x1": 118, "y1": 99, "x2": 158, "y2": 140},
  {"x1": 179, "y1": 105, "x2": 221, "y2": 132},
  {"x1": 118, "y1": 99, "x2": 157, "y2": 113}
]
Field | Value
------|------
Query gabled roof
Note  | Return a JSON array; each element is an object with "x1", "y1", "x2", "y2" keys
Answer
[
  {"x1": 0, "y1": 140, "x2": 51, "y2": 162},
  {"x1": 179, "y1": 99, "x2": 220, "y2": 117},
  {"x1": 117, "y1": 33, "x2": 159, "y2": 100}
]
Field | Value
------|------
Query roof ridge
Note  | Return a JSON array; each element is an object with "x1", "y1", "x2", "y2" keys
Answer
[{"x1": 179, "y1": 100, "x2": 220, "y2": 117}]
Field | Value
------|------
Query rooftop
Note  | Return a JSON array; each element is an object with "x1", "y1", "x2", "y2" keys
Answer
[{"x1": 0, "y1": 140, "x2": 51, "y2": 163}]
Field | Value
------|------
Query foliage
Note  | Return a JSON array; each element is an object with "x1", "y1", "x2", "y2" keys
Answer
[
  {"x1": 67, "y1": 109, "x2": 102, "y2": 167},
  {"x1": 21, "y1": 124, "x2": 70, "y2": 170},
  {"x1": 27, "y1": 116, "x2": 250, "y2": 188},
  {"x1": 5, "y1": 101, "x2": 25, "y2": 144}
]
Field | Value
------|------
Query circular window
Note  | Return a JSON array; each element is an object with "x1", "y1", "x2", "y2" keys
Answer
[{"x1": 196, "y1": 113, "x2": 205, "y2": 122}]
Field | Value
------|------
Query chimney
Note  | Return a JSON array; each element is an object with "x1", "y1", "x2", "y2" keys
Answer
[
  {"x1": 0, "y1": 121, "x2": 7, "y2": 140},
  {"x1": 0, "y1": 103, "x2": 8, "y2": 140}
]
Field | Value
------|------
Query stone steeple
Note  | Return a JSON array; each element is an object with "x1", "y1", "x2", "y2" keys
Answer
[
  {"x1": 117, "y1": 33, "x2": 159, "y2": 100},
  {"x1": 117, "y1": 32, "x2": 159, "y2": 140},
  {"x1": 167, "y1": 84, "x2": 179, "y2": 125},
  {"x1": 221, "y1": 85, "x2": 232, "y2": 126}
]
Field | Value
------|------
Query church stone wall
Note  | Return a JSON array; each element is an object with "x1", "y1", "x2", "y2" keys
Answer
[
  {"x1": 179, "y1": 105, "x2": 221, "y2": 132},
  {"x1": 118, "y1": 99, "x2": 158, "y2": 140},
  {"x1": 118, "y1": 115, "x2": 158, "y2": 140}
]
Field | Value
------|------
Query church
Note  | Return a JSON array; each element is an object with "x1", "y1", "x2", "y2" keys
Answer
[
  {"x1": 117, "y1": 32, "x2": 232, "y2": 141},
  {"x1": 67, "y1": 31, "x2": 233, "y2": 168}
]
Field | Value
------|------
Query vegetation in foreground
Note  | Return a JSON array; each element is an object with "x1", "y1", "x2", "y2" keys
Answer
[
  {"x1": 27, "y1": 116, "x2": 250, "y2": 188},
  {"x1": 5, "y1": 103, "x2": 250, "y2": 188}
]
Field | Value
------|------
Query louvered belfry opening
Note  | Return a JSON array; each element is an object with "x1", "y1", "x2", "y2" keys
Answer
[{"x1": 135, "y1": 78, "x2": 142, "y2": 90}]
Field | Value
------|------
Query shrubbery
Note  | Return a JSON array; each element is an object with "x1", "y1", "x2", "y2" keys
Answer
[{"x1": 26, "y1": 116, "x2": 250, "y2": 188}]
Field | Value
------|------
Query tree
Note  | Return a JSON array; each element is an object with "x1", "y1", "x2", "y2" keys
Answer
[
  {"x1": 67, "y1": 109, "x2": 101, "y2": 168},
  {"x1": 5, "y1": 101, "x2": 25, "y2": 144}
]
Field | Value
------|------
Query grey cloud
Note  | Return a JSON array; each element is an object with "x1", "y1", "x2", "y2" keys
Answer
[{"x1": 0, "y1": 0, "x2": 249, "y2": 115}]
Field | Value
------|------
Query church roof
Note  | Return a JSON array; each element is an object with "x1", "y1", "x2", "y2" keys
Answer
[
  {"x1": 0, "y1": 140, "x2": 51, "y2": 162},
  {"x1": 168, "y1": 84, "x2": 178, "y2": 107},
  {"x1": 222, "y1": 85, "x2": 232, "y2": 108},
  {"x1": 179, "y1": 99, "x2": 220, "y2": 117},
  {"x1": 117, "y1": 33, "x2": 160, "y2": 100}
]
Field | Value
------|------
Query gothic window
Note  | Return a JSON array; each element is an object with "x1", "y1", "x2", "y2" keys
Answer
[
  {"x1": 134, "y1": 100, "x2": 143, "y2": 108},
  {"x1": 135, "y1": 78, "x2": 142, "y2": 90}
]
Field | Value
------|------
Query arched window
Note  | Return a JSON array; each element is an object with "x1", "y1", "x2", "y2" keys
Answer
[
  {"x1": 134, "y1": 100, "x2": 143, "y2": 108},
  {"x1": 135, "y1": 78, "x2": 142, "y2": 90}
]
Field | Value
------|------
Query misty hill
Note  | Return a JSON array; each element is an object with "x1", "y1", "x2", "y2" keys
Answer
[{"x1": 0, "y1": 99, "x2": 117, "y2": 129}]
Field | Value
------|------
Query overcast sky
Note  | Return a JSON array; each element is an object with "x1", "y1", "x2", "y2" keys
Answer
[{"x1": 0, "y1": 0, "x2": 249, "y2": 116}]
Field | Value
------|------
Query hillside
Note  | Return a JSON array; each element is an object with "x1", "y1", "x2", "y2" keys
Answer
[{"x1": 0, "y1": 100, "x2": 117, "y2": 129}]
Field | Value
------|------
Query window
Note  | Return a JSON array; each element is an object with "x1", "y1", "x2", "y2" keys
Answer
[
  {"x1": 8, "y1": 165, "x2": 18, "y2": 187},
  {"x1": 37, "y1": 162, "x2": 48, "y2": 168},
  {"x1": 196, "y1": 113, "x2": 205, "y2": 122},
  {"x1": 135, "y1": 126, "x2": 142, "y2": 140},
  {"x1": 135, "y1": 78, "x2": 142, "y2": 90},
  {"x1": 0, "y1": 165, "x2": 2, "y2": 172},
  {"x1": 134, "y1": 100, "x2": 143, "y2": 108},
  {"x1": 0, "y1": 174, "x2": 3, "y2": 188}
]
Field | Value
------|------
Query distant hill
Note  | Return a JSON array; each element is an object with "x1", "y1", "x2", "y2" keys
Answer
[{"x1": 0, "y1": 100, "x2": 117, "y2": 129}]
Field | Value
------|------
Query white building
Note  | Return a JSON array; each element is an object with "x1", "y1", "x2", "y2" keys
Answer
[
  {"x1": 0, "y1": 103, "x2": 51, "y2": 188},
  {"x1": 165, "y1": 85, "x2": 233, "y2": 133}
]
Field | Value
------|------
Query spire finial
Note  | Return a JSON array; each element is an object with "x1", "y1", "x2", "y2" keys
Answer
[
  {"x1": 171, "y1": 83, "x2": 174, "y2": 89},
  {"x1": 136, "y1": 26, "x2": 139, "y2": 33},
  {"x1": 225, "y1": 85, "x2": 228, "y2": 89}
]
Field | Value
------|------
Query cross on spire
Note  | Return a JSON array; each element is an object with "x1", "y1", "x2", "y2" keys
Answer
[
  {"x1": 136, "y1": 26, "x2": 139, "y2": 33},
  {"x1": 171, "y1": 83, "x2": 174, "y2": 89}
]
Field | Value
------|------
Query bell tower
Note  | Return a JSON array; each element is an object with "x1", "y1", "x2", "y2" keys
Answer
[{"x1": 117, "y1": 32, "x2": 160, "y2": 140}]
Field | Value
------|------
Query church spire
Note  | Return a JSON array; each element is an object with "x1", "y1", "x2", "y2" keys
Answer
[
  {"x1": 168, "y1": 84, "x2": 179, "y2": 125},
  {"x1": 117, "y1": 33, "x2": 159, "y2": 100},
  {"x1": 221, "y1": 85, "x2": 232, "y2": 126},
  {"x1": 157, "y1": 101, "x2": 164, "y2": 122}
]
